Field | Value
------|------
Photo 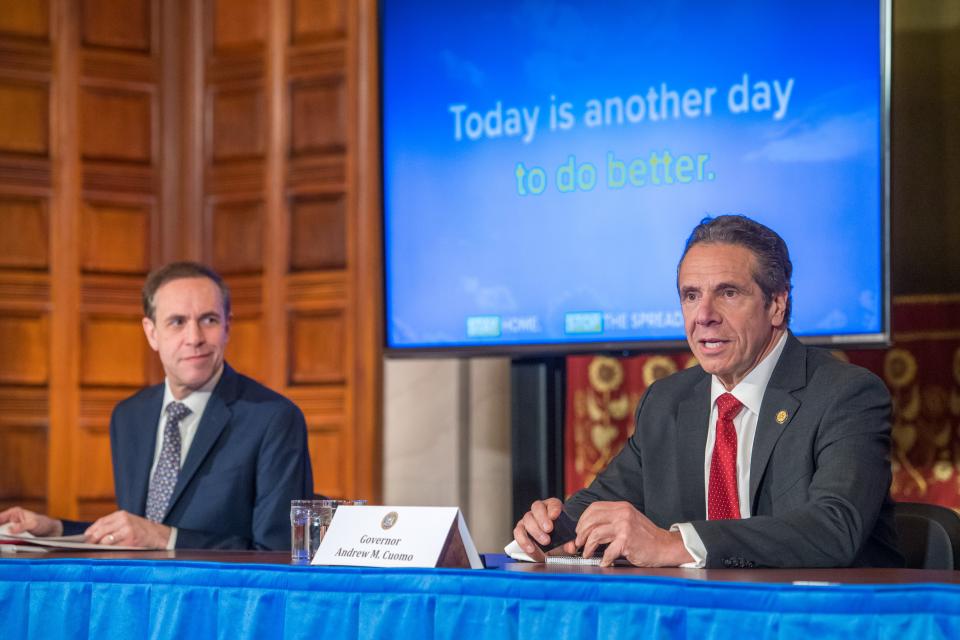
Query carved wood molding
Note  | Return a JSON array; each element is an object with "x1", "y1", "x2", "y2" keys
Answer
[
  {"x1": 284, "y1": 385, "x2": 346, "y2": 425},
  {"x1": 206, "y1": 159, "x2": 265, "y2": 195},
  {"x1": 78, "y1": 388, "x2": 129, "y2": 433},
  {"x1": 288, "y1": 45, "x2": 344, "y2": 78},
  {"x1": 83, "y1": 162, "x2": 157, "y2": 194},
  {"x1": 0, "y1": 272, "x2": 50, "y2": 310},
  {"x1": 286, "y1": 271, "x2": 348, "y2": 309},
  {"x1": 224, "y1": 273, "x2": 263, "y2": 310},
  {"x1": 0, "y1": 30, "x2": 52, "y2": 77},
  {"x1": 287, "y1": 154, "x2": 346, "y2": 192},
  {"x1": 82, "y1": 50, "x2": 158, "y2": 85},
  {"x1": 80, "y1": 274, "x2": 144, "y2": 313},
  {"x1": 0, "y1": 386, "x2": 47, "y2": 429},
  {"x1": 0, "y1": 156, "x2": 51, "y2": 189}
]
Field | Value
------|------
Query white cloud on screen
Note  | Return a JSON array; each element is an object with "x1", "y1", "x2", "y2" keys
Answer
[
  {"x1": 391, "y1": 317, "x2": 458, "y2": 344},
  {"x1": 859, "y1": 289, "x2": 879, "y2": 330},
  {"x1": 512, "y1": 1, "x2": 602, "y2": 91},
  {"x1": 859, "y1": 289, "x2": 878, "y2": 314},
  {"x1": 440, "y1": 50, "x2": 485, "y2": 88},
  {"x1": 745, "y1": 111, "x2": 875, "y2": 163},
  {"x1": 462, "y1": 277, "x2": 517, "y2": 311},
  {"x1": 816, "y1": 309, "x2": 848, "y2": 330}
]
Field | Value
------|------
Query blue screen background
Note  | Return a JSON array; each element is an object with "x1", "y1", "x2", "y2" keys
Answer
[{"x1": 381, "y1": 0, "x2": 884, "y2": 350}]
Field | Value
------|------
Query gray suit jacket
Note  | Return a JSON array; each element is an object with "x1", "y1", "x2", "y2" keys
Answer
[{"x1": 565, "y1": 333, "x2": 903, "y2": 568}]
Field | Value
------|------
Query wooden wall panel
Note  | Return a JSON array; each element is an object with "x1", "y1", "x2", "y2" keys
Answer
[
  {"x1": 210, "y1": 199, "x2": 262, "y2": 274},
  {"x1": 223, "y1": 275, "x2": 264, "y2": 381},
  {"x1": 76, "y1": 386, "x2": 128, "y2": 516},
  {"x1": 226, "y1": 316, "x2": 263, "y2": 382},
  {"x1": 0, "y1": 0, "x2": 383, "y2": 520},
  {"x1": 78, "y1": 388, "x2": 126, "y2": 433},
  {"x1": 0, "y1": 427, "x2": 47, "y2": 501},
  {"x1": 0, "y1": 0, "x2": 49, "y2": 40},
  {"x1": 0, "y1": 386, "x2": 47, "y2": 505},
  {"x1": 0, "y1": 196, "x2": 48, "y2": 269},
  {"x1": 81, "y1": 0, "x2": 150, "y2": 51},
  {"x1": 211, "y1": 0, "x2": 265, "y2": 53},
  {"x1": 0, "y1": 81, "x2": 48, "y2": 155},
  {"x1": 75, "y1": 499, "x2": 117, "y2": 521},
  {"x1": 289, "y1": 194, "x2": 346, "y2": 271},
  {"x1": 74, "y1": 429, "x2": 115, "y2": 499},
  {"x1": 68, "y1": 0, "x2": 162, "y2": 519},
  {"x1": 291, "y1": 0, "x2": 346, "y2": 44},
  {"x1": 290, "y1": 78, "x2": 345, "y2": 155},
  {"x1": 80, "y1": 87, "x2": 153, "y2": 162},
  {"x1": 0, "y1": 314, "x2": 48, "y2": 385},
  {"x1": 288, "y1": 311, "x2": 346, "y2": 385},
  {"x1": 210, "y1": 86, "x2": 264, "y2": 162},
  {"x1": 309, "y1": 429, "x2": 343, "y2": 498},
  {"x1": 0, "y1": 0, "x2": 54, "y2": 516},
  {"x1": 80, "y1": 316, "x2": 149, "y2": 387},
  {"x1": 81, "y1": 201, "x2": 151, "y2": 273}
]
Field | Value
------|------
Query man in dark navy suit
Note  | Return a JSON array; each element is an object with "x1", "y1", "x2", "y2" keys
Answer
[{"x1": 0, "y1": 263, "x2": 313, "y2": 549}]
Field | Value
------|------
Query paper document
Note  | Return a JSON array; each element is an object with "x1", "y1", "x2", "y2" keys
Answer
[
  {"x1": 504, "y1": 539, "x2": 535, "y2": 562},
  {"x1": 0, "y1": 523, "x2": 148, "y2": 551},
  {"x1": 504, "y1": 539, "x2": 606, "y2": 566}
]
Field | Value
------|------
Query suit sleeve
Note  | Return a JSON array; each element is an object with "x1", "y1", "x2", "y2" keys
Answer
[
  {"x1": 564, "y1": 388, "x2": 650, "y2": 519},
  {"x1": 175, "y1": 401, "x2": 313, "y2": 550},
  {"x1": 692, "y1": 370, "x2": 894, "y2": 568}
]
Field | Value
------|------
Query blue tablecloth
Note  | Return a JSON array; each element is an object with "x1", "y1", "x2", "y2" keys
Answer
[{"x1": 2, "y1": 558, "x2": 959, "y2": 639}]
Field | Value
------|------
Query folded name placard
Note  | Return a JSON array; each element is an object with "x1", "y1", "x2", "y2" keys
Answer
[{"x1": 312, "y1": 506, "x2": 483, "y2": 569}]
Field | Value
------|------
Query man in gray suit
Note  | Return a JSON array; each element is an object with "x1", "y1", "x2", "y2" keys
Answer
[{"x1": 513, "y1": 215, "x2": 902, "y2": 568}]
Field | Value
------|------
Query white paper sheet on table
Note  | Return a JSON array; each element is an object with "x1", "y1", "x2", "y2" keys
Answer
[{"x1": 0, "y1": 523, "x2": 147, "y2": 551}]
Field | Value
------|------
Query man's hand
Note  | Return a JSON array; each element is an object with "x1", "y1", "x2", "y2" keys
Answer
[
  {"x1": 512, "y1": 498, "x2": 565, "y2": 560},
  {"x1": 0, "y1": 507, "x2": 63, "y2": 537},
  {"x1": 572, "y1": 501, "x2": 694, "y2": 568},
  {"x1": 84, "y1": 510, "x2": 171, "y2": 549}
]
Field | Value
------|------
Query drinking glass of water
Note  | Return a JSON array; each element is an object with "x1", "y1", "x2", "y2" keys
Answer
[
  {"x1": 309, "y1": 500, "x2": 336, "y2": 560},
  {"x1": 290, "y1": 500, "x2": 312, "y2": 562}
]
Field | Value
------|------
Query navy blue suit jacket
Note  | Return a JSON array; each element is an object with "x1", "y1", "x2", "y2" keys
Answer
[{"x1": 66, "y1": 364, "x2": 313, "y2": 550}]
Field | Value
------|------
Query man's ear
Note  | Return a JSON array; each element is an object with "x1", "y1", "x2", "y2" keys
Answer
[
  {"x1": 142, "y1": 317, "x2": 159, "y2": 352},
  {"x1": 769, "y1": 291, "x2": 788, "y2": 327}
]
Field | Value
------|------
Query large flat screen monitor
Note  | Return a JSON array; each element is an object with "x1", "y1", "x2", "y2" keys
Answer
[{"x1": 380, "y1": 0, "x2": 889, "y2": 355}]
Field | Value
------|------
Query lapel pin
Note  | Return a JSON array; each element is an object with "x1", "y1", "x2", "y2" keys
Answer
[{"x1": 776, "y1": 410, "x2": 788, "y2": 424}]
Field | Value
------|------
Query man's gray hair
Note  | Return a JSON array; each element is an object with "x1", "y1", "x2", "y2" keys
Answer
[{"x1": 678, "y1": 215, "x2": 793, "y2": 324}]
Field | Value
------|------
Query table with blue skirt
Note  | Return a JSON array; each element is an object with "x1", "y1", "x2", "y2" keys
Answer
[{"x1": 1, "y1": 550, "x2": 959, "y2": 639}]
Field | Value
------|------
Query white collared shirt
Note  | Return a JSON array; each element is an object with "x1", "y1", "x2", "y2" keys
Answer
[
  {"x1": 673, "y1": 331, "x2": 789, "y2": 567},
  {"x1": 148, "y1": 365, "x2": 224, "y2": 549}
]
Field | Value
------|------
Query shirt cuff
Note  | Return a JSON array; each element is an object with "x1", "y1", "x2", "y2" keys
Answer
[
  {"x1": 670, "y1": 522, "x2": 707, "y2": 568},
  {"x1": 166, "y1": 527, "x2": 178, "y2": 550}
]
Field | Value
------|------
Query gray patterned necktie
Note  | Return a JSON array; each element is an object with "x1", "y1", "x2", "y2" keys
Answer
[{"x1": 145, "y1": 401, "x2": 191, "y2": 522}]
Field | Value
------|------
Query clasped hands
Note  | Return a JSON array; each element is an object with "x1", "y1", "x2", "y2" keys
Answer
[
  {"x1": 0, "y1": 506, "x2": 172, "y2": 549},
  {"x1": 513, "y1": 498, "x2": 693, "y2": 567}
]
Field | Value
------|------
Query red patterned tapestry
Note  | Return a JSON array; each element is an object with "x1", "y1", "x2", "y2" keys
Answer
[
  {"x1": 565, "y1": 351, "x2": 695, "y2": 496},
  {"x1": 564, "y1": 296, "x2": 960, "y2": 509}
]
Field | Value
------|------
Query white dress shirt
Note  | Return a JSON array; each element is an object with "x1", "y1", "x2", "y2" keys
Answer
[
  {"x1": 673, "y1": 331, "x2": 788, "y2": 567},
  {"x1": 149, "y1": 365, "x2": 224, "y2": 549}
]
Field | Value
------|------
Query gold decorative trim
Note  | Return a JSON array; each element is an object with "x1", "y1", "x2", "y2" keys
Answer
[
  {"x1": 892, "y1": 330, "x2": 960, "y2": 342},
  {"x1": 893, "y1": 293, "x2": 960, "y2": 304}
]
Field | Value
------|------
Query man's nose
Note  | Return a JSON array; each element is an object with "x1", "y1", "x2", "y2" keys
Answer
[
  {"x1": 185, "y1": 319, "x2": 205, "y2": 344},
  {"x1": 696, "y1": 295, "x2": 721, "y2": 325}
]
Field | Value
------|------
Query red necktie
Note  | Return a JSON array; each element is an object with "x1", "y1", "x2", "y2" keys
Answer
[{"x1": 708, "y1": 393, "x2": 744, "y2": 520}]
